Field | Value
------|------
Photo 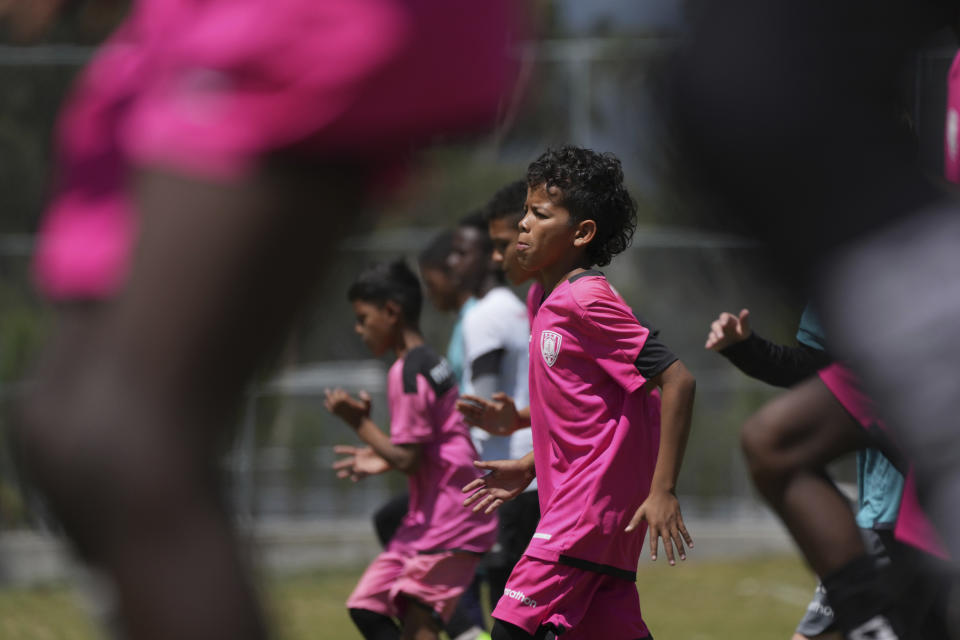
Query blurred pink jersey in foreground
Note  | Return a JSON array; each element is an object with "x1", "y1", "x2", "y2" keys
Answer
[{"x1": 34, "y1": 0, "x2": 525, "y2": 299}]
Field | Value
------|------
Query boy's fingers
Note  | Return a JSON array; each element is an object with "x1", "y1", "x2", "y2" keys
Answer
[
  {"x1": 463, "y1": 490, "x2": 483, "y2": 507},
  {"x1": 472, "y1": 494, "x2": 493, "y2": 513},
  {"x1": 671, "y1": 529, "x2": 687, "y2": 562},
  {"x1": 625, "y1": 505, "x2": 645, "y2": 532},
  {"x1": 662, "y1": 536, "x2": 676, "y2": 566},
  {"x1": 485, "y1": 498, "x2": 503, "y2": 514},
  {"x1": 462, "y1": 478, "x2": 485, "y2": 494},
  {"x1": 333, "y1": 445, "x2": 358, "y2": 454},
  {"x1": 648, "y1": 527, "x2": 659, "y2": 561},
  {"x1": 678, "y1": 519, "x2": 694, "y2": 547}
]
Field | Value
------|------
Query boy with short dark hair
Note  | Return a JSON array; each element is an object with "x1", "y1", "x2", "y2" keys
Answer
[{"x1": 327, "y1": 260, "x2": 497, "y2": 640}]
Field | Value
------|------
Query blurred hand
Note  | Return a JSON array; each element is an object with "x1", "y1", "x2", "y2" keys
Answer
[
  {"x1": 332, "y1": 445, "x2": 390, "y2": 482},
  {"x1": 462, "y1": 458, "x2": 534, "y2": 514},
  {"x1": 0, "y1": 0, "x2": 65, "y2": 41},
  {"x1": 324, "y1": 389, "x2": 371, "y2": 429},
  {"x1": 704, "y1": 308, "x2": 751, "y2": 351},
  {"x1": 456, "y1": 392, "x2": 518, "y2": 435},
  {"x1": 625, "y1": 488, "x2": 693, "y2": 566}
]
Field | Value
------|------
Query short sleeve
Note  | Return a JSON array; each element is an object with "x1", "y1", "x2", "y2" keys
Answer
[
  {"x1": 390, "y1": 374, "x2": 436, "y2": 444},
  {"x1": 463, "y1": 290, "x2": 528, "y2": 364},
  {"x1": 577, "y1": 284, "x2": 677, "y2": 392},
  {"x1": 463, "y1": 308, "x2": 506, "y2": 364}
]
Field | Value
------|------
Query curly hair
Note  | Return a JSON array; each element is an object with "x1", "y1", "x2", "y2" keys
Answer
[{"x1": 526, "y1": 146, "x2": 637, "y2": 267}]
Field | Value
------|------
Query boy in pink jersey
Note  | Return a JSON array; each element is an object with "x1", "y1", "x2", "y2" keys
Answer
[
  {"x1": 464, "y1": 146, "x2": 697, "y2": 640},
  {"x1": 327, "y1": 260, "x2": 497, "y2": 640},
  {"x1": 6, "y1": 2, "x2": 522, "y2": 639}
]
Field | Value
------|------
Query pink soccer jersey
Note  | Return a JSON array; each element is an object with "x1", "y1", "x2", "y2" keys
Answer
[
  {"x1": 525, "y1": 271, "x2": 674, "y2": 575},
  {"x1": 385, "y1": 345, "x2": 497, "y2": 554}
]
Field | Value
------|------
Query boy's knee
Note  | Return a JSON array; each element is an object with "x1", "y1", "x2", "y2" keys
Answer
[{"x1": 740, "y1": 409, "x2": 785, "y2": 482}]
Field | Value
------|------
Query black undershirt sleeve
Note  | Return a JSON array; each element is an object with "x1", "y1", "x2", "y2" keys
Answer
[
  {"x1": 471, "y1": 348, "x2": 505, "y2": 398},
  {"x1": 634, "y1": 333, "x2": 679, "y2": 380},
  {"x1": 719, "y1": 332, "x2": 832, "y2": 388}
]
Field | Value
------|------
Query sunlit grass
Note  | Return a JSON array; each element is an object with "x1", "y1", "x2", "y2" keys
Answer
[{"x1": 0, "y1": 554, "x2": 816, "y2": 639}]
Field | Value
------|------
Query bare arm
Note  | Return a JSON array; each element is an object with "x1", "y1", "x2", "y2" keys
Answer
[
  {"x1": 324, "y1": 388, "x2": 420, "y2": 474},
  {"x1": 626, "y1": 360, "x2": 696, "y2": 565}
]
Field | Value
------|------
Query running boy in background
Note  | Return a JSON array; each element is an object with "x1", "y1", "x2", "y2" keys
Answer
[
  {"x1": 732, "y1": 334, "x2": 953, "y2": 639},
  {"x1": 449, "y1": 205, "x2": 540, "y2": 627},
  {"x1": 457, "y1": 181, "x2": 538, "y2": 438},
  {"x1": 464, "y1": 146, "x2": 697, "y2": 640},
  {"x1": 365, "y1": 229, "x2": 498, "y2": 640},
  {"x1": 326, "y1": 260, "x2": 498, "y2": 640}
]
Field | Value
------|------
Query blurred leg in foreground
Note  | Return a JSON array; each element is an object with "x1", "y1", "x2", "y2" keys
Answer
[
  {"x1": 21, "y1": 164, "x2": 364, "y2": 640},
  {"x1": 8, "y1": 1, "x2": 524, "y2": 638}
]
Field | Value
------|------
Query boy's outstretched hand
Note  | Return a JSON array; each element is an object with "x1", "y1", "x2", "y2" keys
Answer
[
  {"x1": 704, "y1": 308, "x2": 751, "y2": 351},
  {"x1": 456, "y1": 392, "x2": 519, "y2": 435},
  {"x1": 462, "y1": 458, "x2": 535, "y2": 514},
  {"x1": 626, "y1": 489, "x2": 693, "y2": 566},
  {"x1": 332, "y1": 445, "x2": 390, "y2": 482},
  {"x1": 324, "y1": 388, "x2": 371, "y2": 429}
]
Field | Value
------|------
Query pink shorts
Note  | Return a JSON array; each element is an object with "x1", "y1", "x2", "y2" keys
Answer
[
  {"x1": 33, "y1": 0, "x2": 523, "y2": 299},
  {"x1": 347, "y1": 549, "x2": 481, "y2": 623},
  {"x1": 818, "y1": 364, "x2": 948, "y2": 559},
  {"x1": 492, "y1": 556, "x2": 650, "y2": 640}
]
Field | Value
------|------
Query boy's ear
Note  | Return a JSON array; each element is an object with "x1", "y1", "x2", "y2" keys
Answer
[
  {"x1": 573, "y1": 219, "x2": 597, "y2": 248},
  {"x1": 383, "y1": 299, "x2": 403, "y2": 322}
]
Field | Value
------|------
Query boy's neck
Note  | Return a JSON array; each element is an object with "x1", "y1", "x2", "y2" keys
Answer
[
  {"x1": 455, "y1": 290, "x2": 472, "y2": 311},
  {"x1": 540, "y1": 254, "x2": 593, "y2": 294},
  {"x1": 392, "y1": 327, "x2": 424, "y2": 359},
  {"x1": 474, "y1": 272, "x2": 501, "y2": 300}
]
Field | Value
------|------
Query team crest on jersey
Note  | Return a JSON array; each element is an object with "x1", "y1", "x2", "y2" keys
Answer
[{"x1": 540, "y1": 331, "x2": 562, "y2": 367}]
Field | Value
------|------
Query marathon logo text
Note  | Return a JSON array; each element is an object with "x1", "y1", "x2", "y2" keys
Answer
[{"x1": 504, "y1": 588, "x2": 537, "y2": 608}]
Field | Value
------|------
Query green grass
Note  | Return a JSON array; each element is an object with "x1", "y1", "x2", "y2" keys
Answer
[{"x1": 0, "y1": 554, "x2": 817, "y2": 639}]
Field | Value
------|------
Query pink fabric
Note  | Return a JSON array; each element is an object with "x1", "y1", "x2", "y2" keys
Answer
[
  {"x1": 525, "y1": 274, "x2": 661, "y2": 574},
  {"x1": 347, "y1": 549, "x2": 481, "y2": 622},
  {"x1": 945, "y1": 50, "x2": 960, "y2": 184},
  {"x1": 492, "y1": 556, "x2": 650, "y2": 639},
  {"x1": 385, "y1": 353, "x2": 497, "y2": 555},
  {"x1": 817, "y1": 364, "x2": 948, "y2": 559},
  {"x1": 895, "y1": 470, "x2": 949, "y2": 560},
  {"x1": 33, "y1": 0, "x2": 522, "y2": 299}
]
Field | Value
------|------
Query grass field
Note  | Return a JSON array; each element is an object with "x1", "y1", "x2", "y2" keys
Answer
[{"x1": 0, "y1": 554, "x2": 818, "y2": 639}]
